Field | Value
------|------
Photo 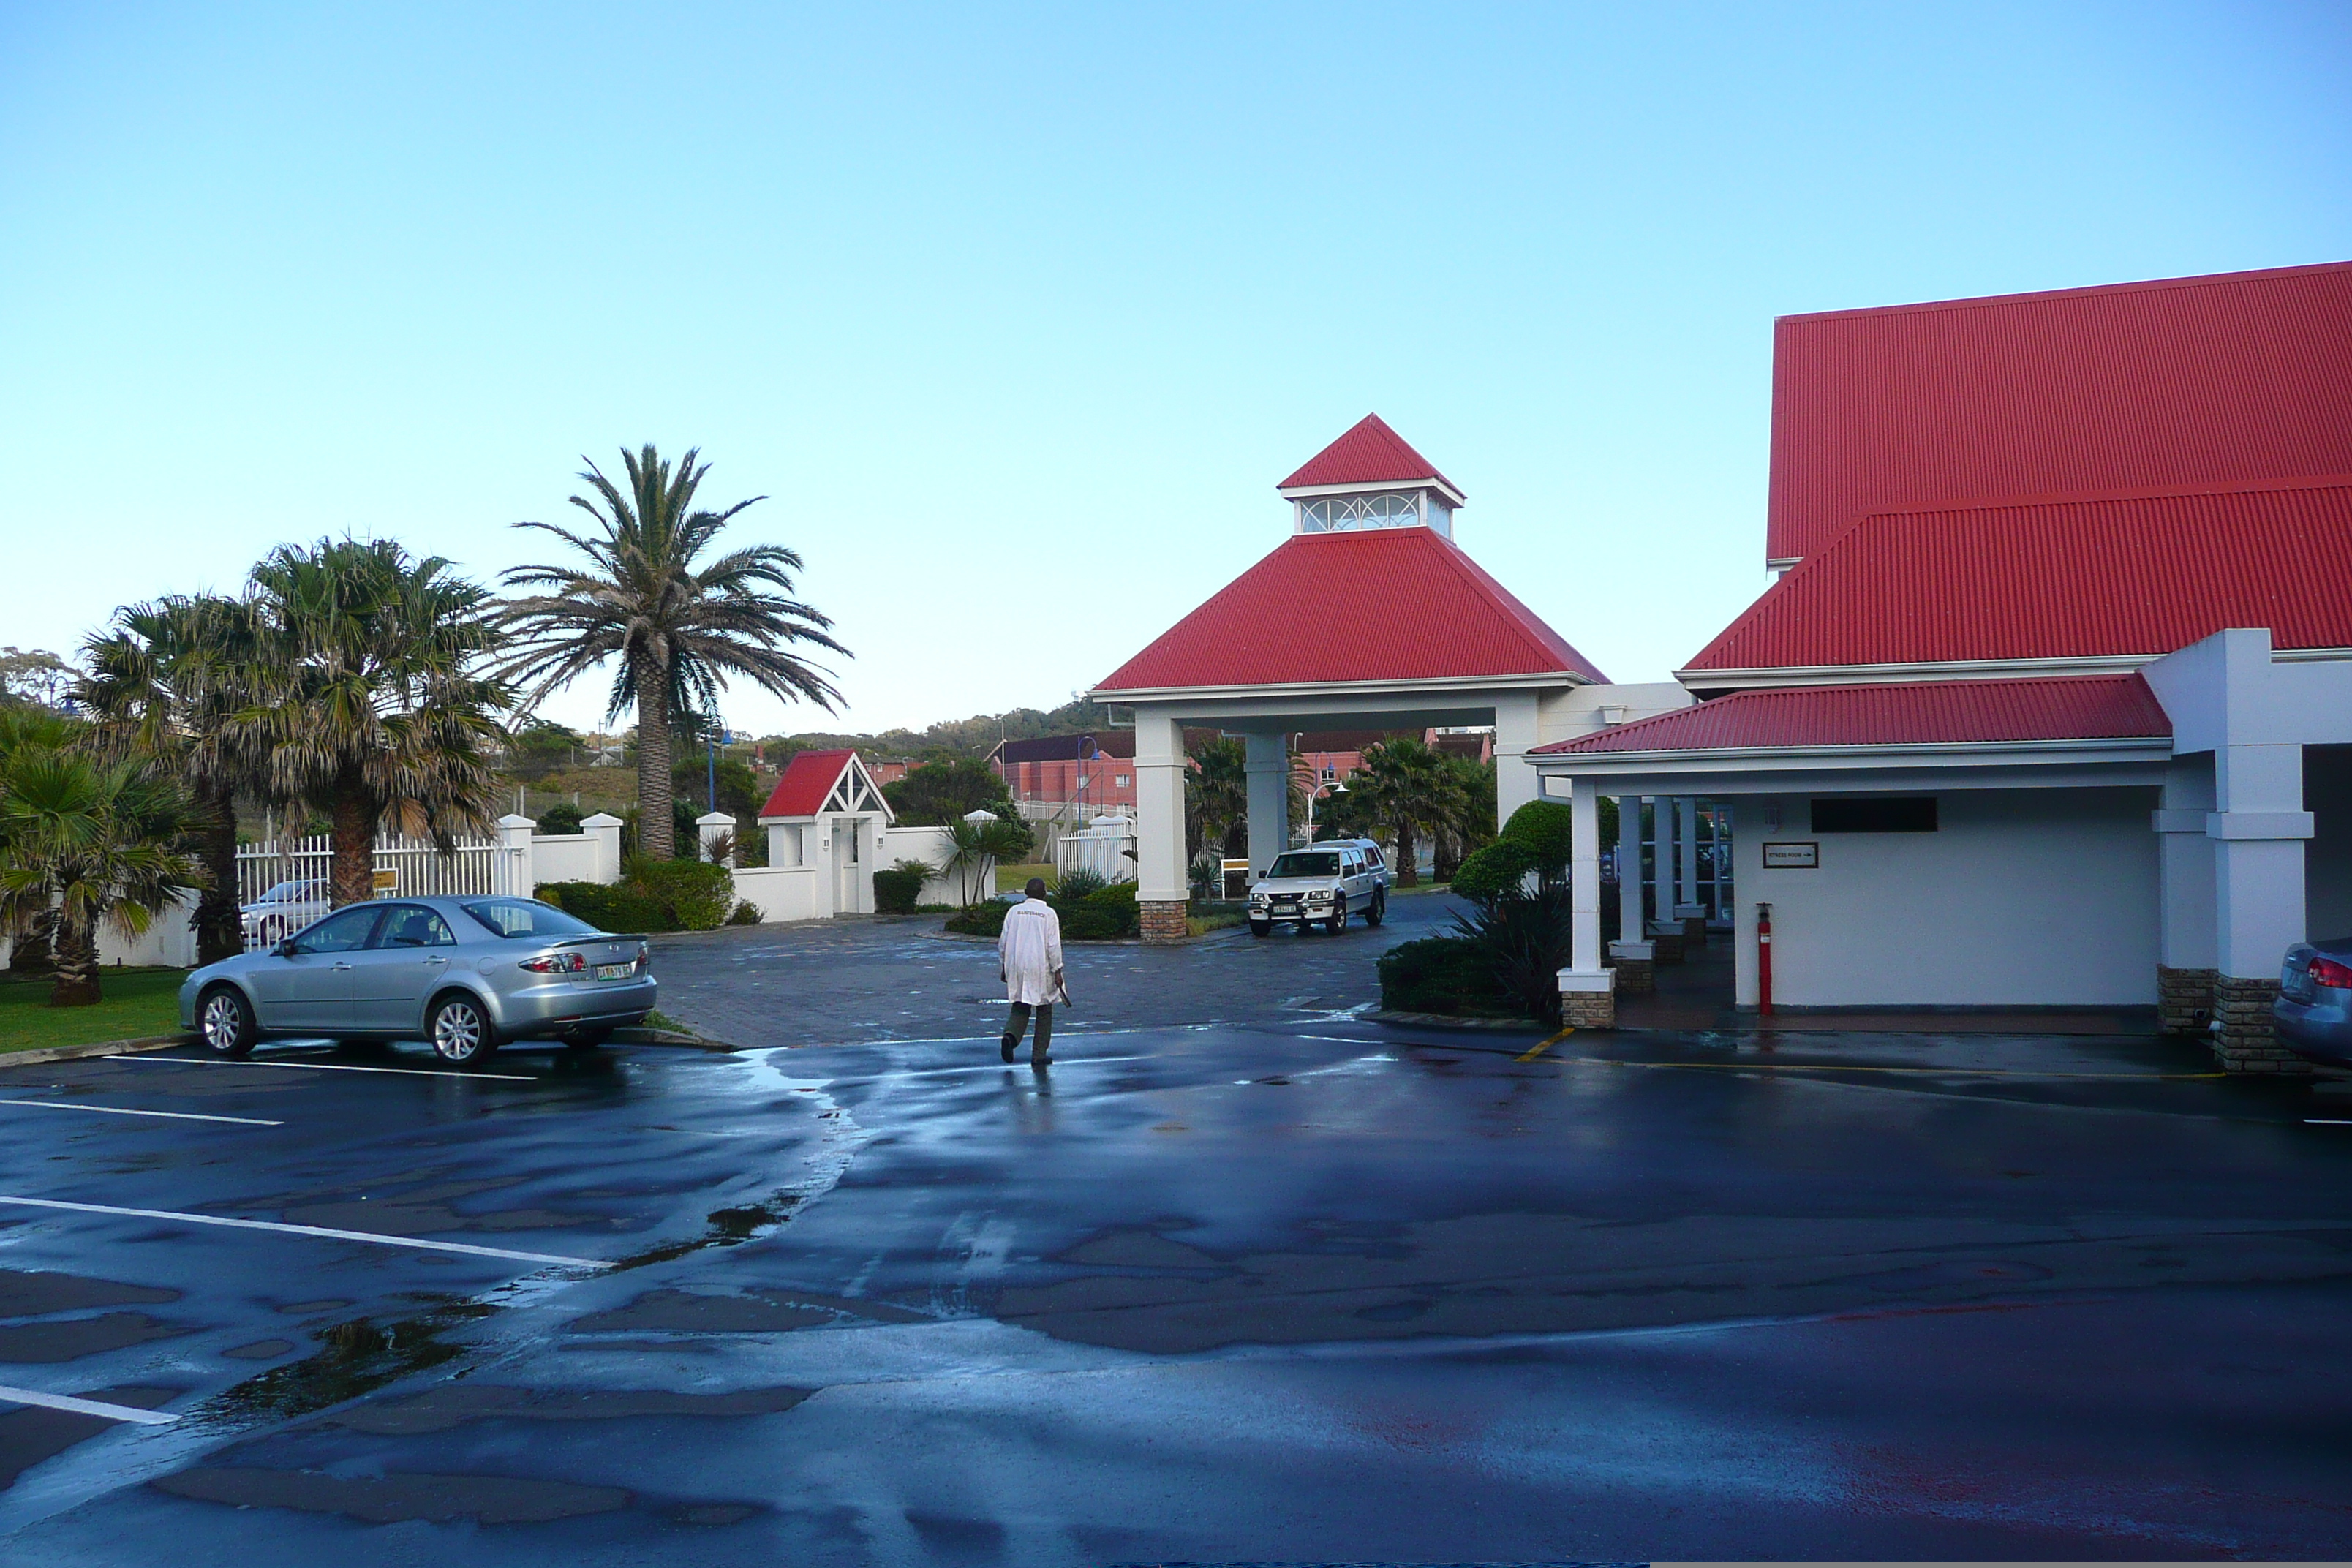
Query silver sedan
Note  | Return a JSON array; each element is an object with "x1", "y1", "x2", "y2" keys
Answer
[{"x1": 178, "y1": 895, "x2": 657, "y2": 1066}]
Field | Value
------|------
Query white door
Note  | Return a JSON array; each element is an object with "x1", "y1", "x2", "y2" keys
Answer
[{"x1": 834, "y1": 817, "x2": 869, "y2": 913}]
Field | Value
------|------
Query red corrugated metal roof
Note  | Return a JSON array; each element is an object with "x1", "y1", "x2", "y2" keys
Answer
[
  {"x1": 758, "y1": 748, "x2": 856, "y2": 818},
  {"x1": 1688, "y1": 476, "x2": 2352, "y2": 673},
  {"x1": 1536, "y1": 674, "x2": 2171, "y2": 755},
  {"x1": 1768, "y1": 261, "x2": 2352, "y2": 566},
  {"x1": 1278, "y1": 414, "x2": 1462, "y2": 495},
  {"x1": 1095, "y1": 527, "x2": 1605, "y2": 692}
]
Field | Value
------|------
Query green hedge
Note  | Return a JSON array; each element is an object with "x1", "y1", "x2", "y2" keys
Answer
[
  {"x1": 537, "y1": 858, "x2": 735, "y2": 933},
  {"x1": 943, "y1": 882, "x2": 1139, "y2": 941},
  {"x1": 1376, "y1": 935, "x2": 1520, "y2": 1017},
  {"x1": 872, "y1": 864, "x2": 929, "y2": 915}
]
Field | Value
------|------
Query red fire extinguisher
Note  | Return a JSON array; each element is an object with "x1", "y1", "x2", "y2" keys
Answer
[{"x1": 1757, "y1": 902, "x2": 1774, "y2": 1017}]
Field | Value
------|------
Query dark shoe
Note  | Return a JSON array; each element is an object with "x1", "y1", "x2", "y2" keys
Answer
[
  {"x1": 1030, "y1": 1050, "x2": 1051, "y2": 1068},
  {"x1": 1000, "y1": 1036, "x2": 1019, "y2": 1063}
]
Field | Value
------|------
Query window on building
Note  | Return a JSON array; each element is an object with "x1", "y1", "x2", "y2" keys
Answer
[
  {"x1": 1811, "y1": 796, "x2": 1937, "y2": 833},
  {"x1": 1299, "y1": 492, "x2": 1422, "y2": 532},
  {"x1": 1115, "y1": 774, "x2": 1130, "y2": 788}
]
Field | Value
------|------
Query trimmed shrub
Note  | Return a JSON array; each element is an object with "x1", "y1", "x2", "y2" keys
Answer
[
  {"x1": 727, "y1": 900, "x2": 764, "y2": 925},
  {"x1": 942, "y1": 882, "x2": 1138, "y2": 940},
  {"x1": 533, "y1": 858, "x2": 734, "y2": 933},
  {"x1": 1449, "y1": 838, "x2": 1539, "y2": 905},
  {"x1": 1499, "y1": 799, "x2": 1574, "y2": 880},
  {"x1": 944, "y1": 900, "x2": 1010, "y2": 938},
  {"x1": 872, "y1": 862, "x2": 930, "y2": 915},
  {"x1": 537, "y1": 882, "x2": 671, "y2": 934},
  {"x1": 1377, "y1": 935, "x2": 1518, "y2": 1017},
  {"x1": 535, "y1": 803, "x2": 584, "y2": 836},
  {"x1": 1080, "y1": 881, "x2": 1140, "y2": 937}
]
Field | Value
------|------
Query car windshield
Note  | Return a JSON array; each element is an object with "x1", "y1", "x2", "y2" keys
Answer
[
  {"x1": 459, "y1": 898, "x2": 603, "y2": 940},
  {"x1": 1268, "y1": 851, "x2": 1341, "y2": 878},
  {"x1": 256, "y1": 881, "x2": 324, "y2": 903}
]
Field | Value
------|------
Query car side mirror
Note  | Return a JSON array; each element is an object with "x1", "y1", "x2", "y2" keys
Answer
[{"x1": 274, "y1": 939, "x2": 298, "y2": 957}]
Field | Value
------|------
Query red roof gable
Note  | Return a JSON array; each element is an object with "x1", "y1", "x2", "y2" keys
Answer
[
  {"x1": 1095, "y1": 527, "x2": 1605, "y2": 693},
  {"x1": 1768, "y1": 261, "x2": 2352, "y2": 566},
  {"x1": 1536, "y1": 674, "x2": 2171, "y2": 756},
  {"x1": 1687, "y1": 476, "x2": 2352, "y2": 674},
  {"x1": 1279, "y1": 414, "x2": 1462, "y2": 496},
  {"x1": 758, "y1": 748, "x2": 857, "y2": 818}
]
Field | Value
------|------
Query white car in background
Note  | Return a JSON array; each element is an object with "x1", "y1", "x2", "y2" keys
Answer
[
  {"x1": 1247, "y1": 840, "x2": 1390, "y2": 935},
  {"x1": 240, "y1": 879, "x2": 334, "y2": 950}
]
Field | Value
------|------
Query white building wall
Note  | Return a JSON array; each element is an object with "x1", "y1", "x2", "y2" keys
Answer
[
  {"x1": 530, "y1": 834, "x2": 604, "y2": 884},
  {"x1": 1729, "y1": 786, "x2": 2159, "y2": 1008}
]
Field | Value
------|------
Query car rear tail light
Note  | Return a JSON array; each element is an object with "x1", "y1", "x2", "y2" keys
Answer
[
  {"x1": 2307, "y1": 955, "x2": 2352, "y2": 990},
  {"x1": 520, "y1": 951, "x2": 587, "y2": 975}
]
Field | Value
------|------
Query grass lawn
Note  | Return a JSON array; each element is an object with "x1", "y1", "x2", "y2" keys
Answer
[
  {"x1": 995, "y1": 862, "x2": 1057, "y2": 893},
  {"x1": 1, "y1": 967, "x2": 189, "y2": 1054}
]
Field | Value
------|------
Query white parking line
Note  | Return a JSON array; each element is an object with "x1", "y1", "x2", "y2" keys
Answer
[
  {"x1": 127, "y1": 1056, "x2": 536, "y2": 1082},
  {"x1": 0, "y1": 1197, "x2": 614, "y2": 1270},
  {"x1": 0, "y1": 1385, "x2": 178, "y2": 1425},
  {"x1": 0, "y1": 1100, "x2": 283, "y2": 1127}
]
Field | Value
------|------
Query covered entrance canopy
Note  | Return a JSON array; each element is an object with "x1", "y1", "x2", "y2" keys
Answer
[{"x1": 1091, "y1": 414, "x2": 1687, "y2": 941}]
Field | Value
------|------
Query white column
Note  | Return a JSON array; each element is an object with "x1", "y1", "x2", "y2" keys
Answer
[
  {"x1": 1675, "y1": 796, "x2": 1703, "y2": 919},
  {"x1": 1610, "y1": 794, "x2": 1651, "y2": 962},
  {"x1": 2155, "y1": 758, "x2": 2217, "y2": 971},
  {"x1": 1569, "y1": 776, "x2": 1602, "y2": 973},
  {"x1": 696, "y1": 810, "x2": 736, "y2": 867},
  {"x1": 1134, "y1": 708, "x2": 1188, "y2": 906},
  {"x1": 581, "y1": 813, "x2": 625, "y2": 883},
  {"x1": 1243, "y1": 732, "x2": 1291, "y2": 875},
  {"x1": 2211, "y1": 739, "x2": 2310, "y2": 979},
  {"x1": 496, "y1": 814, "x2": 535, "y2": 897},
  {"x1": 1649, "y1": 797, "x2": 1673, "y2": 934},
  {"x1": 1493, "y1": 690, "x2": 1541, "y2": 832}
]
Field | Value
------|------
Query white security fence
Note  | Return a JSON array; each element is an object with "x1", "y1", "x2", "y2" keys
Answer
[{"x1": 1058, "y1": 815, "x2": 1139, "y2": 883}]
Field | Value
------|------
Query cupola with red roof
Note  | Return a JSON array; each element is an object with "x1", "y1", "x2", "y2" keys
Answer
[{"x1": 1276, "y1": 413, "x2": 1467, "y2": 538}]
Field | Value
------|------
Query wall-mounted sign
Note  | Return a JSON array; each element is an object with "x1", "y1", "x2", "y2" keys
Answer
[{"x1": 1761, "y1": 841, "x2": 1819, "y2": 869}]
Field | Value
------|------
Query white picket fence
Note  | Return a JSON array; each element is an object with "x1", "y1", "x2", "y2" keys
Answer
[{"x1": 235, "y1": 831, "x2": 522, "y2": 907}]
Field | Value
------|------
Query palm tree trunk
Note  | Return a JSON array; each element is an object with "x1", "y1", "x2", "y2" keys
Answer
[
  {"x1": 329, "y1": 779, "x2": 377, "y2": 908},
  {"x1": 195, "y1": 783, "x2": 243, "y2": 963},
  {"x1": 1393, "y1": 821, "x2": 1419, "y2": 886},
  {"x1": 636, "y1": 671, "x2": 675, "y2": 861},
  {"x1": 48, "y1": 911, "x2": 99, "y2": 1007}
]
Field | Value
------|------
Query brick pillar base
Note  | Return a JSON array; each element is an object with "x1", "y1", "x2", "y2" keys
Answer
[
  {"x1": 1562, "y1": 986, "x2": 1617, "y2": 1028},
  {"x1": 2210, "y1": 975, "x2": 2306, "y2": 1073},
  {"x1": 1648, "y1": 930, "x2": 1685, "y2": 965},
  {"x1": 1611, "y1": 957, "x2": 1655, "y2": 995},
  {"x1": 1139, "y1": 900, "x2": 1189, "y2": 944},
  {"x1": 2157, "y1": 965, "x2": 2217, "y2": 1036},
  {"x1": 1681, "y1": 916, "x2": 1707, "y2": 946}
]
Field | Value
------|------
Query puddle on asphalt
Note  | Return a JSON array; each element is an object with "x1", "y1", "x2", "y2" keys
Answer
[
  {"x1": 608, "y1": 1194, "x2": 804, "y2": 1271},
  {"x1": 195, "y1": 1297, "x2": 494, "y2": 1428}
]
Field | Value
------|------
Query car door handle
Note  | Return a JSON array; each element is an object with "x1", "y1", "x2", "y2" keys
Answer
[
  {"x1": 331, "y1": 962, "x2": 354, "y2": 970},
  {"x1": 422, "y1": 956, "x2": 448, "y2": 965}
]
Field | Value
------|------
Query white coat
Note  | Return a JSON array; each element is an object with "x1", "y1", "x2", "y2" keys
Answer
[{"x1": 998, "y1": 897, "x2": 1064, "y2": 1006}]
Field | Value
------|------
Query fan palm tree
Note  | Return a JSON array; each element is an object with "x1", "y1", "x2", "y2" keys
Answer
[
  {"x1": 1348, "y1": 736, "x2": 1462, "y2": 886},
  {"x1": 0, "y1": 740, "x2": 205, "y2": 1006},
  {"x1": 495, "y1": 445, "x2": 848, "y2": 860},
  {"x1": 234, "y1": 538, "x2": 509, "y2": 908},
  {"x1": 80, "y1": 594, "x2": 264, "y2": 962}
]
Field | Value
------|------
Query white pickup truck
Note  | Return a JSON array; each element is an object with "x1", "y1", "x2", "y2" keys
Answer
[{"x1": 1247, "y1": 840, "x2": 1390, "y2": 935}]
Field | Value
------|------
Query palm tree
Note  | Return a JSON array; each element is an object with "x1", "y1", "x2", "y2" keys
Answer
[
  {"x1": 80, "y1": 595, "x2": 263, "y2": 963},
  {"x1": 496, "y1": 445, "x2": 848, "y2": 860},
  {"x1": 1348, "y1": 736, "x2": 1462, "y2": 886},
  {"x1": 1186, "y1": 735, "x2": 1248, "y2": 869},
  {"x1": 235, "y1": 538, "x2": 509, "y2": 908},
  {"x1": 0, "y1": 740, "x2": 205, "y2": 1006}
]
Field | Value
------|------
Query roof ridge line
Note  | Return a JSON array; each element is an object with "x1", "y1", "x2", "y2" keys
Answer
[{"x1": 1775, "y1": 259, "x2": 2352, "y2": 325}]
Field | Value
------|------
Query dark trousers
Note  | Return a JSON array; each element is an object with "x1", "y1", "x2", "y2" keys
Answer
[{"x1": 1003, "y1": 1003, "x2": 1053, "y2": 1055}]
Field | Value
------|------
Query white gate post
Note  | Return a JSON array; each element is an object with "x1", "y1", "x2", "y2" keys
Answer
[
  {"x1": 696, "y1": 811, "x2": 736, "y2": 867},
  {"x1": 496, "y1": 815, "x2": 535, "y2": 897},
  {"x1": 581, "y1": 813, "x2": 625, "y2": 884}
]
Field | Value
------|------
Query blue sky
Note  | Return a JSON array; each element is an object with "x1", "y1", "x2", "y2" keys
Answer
[{"x1": 4, "y1": 2, "x2": 2347, "y2": 737}]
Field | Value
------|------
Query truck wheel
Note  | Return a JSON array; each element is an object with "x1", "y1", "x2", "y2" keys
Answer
[
  {"x1": 1248, "y1": 919, "x2": 1270, "y2": 938},
  {"x1": 427, "y1": 993, "x2": 499, "y2": 1066},
  {"x1": 1365, "y1": 890, "x2": 1386, "y2": 927},
  {"x1": 1324, "y1": 897, "x2": 1349, "y2": 934},
  {"x1": 198, "y1": 986, "x2": 257, "y2": 1058}
]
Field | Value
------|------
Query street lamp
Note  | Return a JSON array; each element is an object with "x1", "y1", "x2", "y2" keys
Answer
[{"x1": 1304, "y1": 778, "x2": 1346, "y2": 843}]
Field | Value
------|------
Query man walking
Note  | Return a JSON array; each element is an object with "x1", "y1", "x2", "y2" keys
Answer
[{"x1": 999, "y1": 877, "x2": 1064, "y2": 1066}]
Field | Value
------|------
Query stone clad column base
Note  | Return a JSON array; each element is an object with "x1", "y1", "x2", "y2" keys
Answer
[
  {"x1": 1607, "y1": 939, "x2": 1655, "y2": 995},
  {"x1": 1559, "y1": 969, "x2": 1616, "y2": 1028},
  {"x1": 1645, "y1": 927, "x2": 1686, "y2": 965},
  {"x1": 1139, "y1": 900, "x2": 1189, "y2": 944},
  {"x1": 1673, "y1": 907, "x2": 1707, "y2": 946},
  {"x1": 2157, "y1": 966, "x2": 2217, "y2": 1036},
  {"x1": 2209, "y1": 976, "x2": 2305, "y2": 1073}
]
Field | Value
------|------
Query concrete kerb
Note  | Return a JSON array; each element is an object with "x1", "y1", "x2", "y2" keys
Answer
[
  {"x1": 2, "y1": 1034, "x2": 190, "y2": 1068},
  {"x1": 1369, "y1": 1009, "x2": 1546, "y2": 1033}
]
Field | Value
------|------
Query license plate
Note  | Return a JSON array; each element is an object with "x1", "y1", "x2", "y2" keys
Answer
[{"x1": 595, "y1": 962, "x2": 633, "y2": 981}]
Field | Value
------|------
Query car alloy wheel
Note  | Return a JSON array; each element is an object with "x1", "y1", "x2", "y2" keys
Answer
[
  {"x1": 429, "y1": 996, "x2": 494, "y2": 1064},
  {"x1": 200, "y1": 987, "x2": 255, "y2": 1057}
]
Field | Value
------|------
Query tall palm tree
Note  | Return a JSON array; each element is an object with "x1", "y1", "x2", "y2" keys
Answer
[
  {"x1": 235, "y1": 538, "x2": 509, "y2": 908},
  {"x1": 0, "y1": 740, "x2": 205, "y2": 1006},
  {"x1": 1349, "y1": 736, "x2": 1462, "y2": 886},
  {"x1": 80, "y1": 594, "x2": 263, "y2": 963},
  {"x1": 496, "y1": 445, "x2": 848, "y2": 860}
]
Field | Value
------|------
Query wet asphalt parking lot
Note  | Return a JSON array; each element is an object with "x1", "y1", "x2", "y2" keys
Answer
[{"x1": 0, "y1": 899, "x2": 2349, "y2": 1562}]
